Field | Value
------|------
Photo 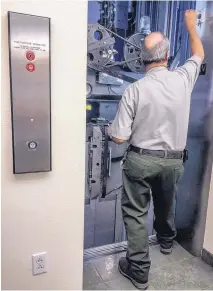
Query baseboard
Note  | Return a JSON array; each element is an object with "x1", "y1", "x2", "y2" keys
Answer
[{"x1": 201, "y1": 248, "x2": 213, "y2": 267}]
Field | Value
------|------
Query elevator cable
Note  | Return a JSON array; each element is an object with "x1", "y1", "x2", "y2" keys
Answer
[{"x1": 105, "y1": 185, "x2": 122, "y2": 196}]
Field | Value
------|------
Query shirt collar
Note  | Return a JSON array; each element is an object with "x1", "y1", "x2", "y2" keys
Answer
[{"x1": 146, "y1": 66, "x2": 168, "y2": 75}]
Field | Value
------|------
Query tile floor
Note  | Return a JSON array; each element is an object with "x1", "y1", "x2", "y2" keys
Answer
[{"x1": 83, "y1": 242, "x2": 213, "y2": 290}]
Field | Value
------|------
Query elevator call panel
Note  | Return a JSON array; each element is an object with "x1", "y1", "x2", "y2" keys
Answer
[{"x1": 8, "y1": 12, "x2": 51, "y2": 174}]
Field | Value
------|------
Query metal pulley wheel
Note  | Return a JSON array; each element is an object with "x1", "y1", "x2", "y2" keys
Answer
[
  {"x1": 87, "y1": 23, "x2": 115, "y2": 68},
  {"x1": 123, "y1": 33, "x2": 146, "y2": 73},
  {"x1": 86, "y1": 82, "x2": 92, "y2": 98}
]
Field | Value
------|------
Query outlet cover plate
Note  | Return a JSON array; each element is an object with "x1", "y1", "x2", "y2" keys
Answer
[{"x1": 32, "y1": 252, "x2": 47, "y2": 275}]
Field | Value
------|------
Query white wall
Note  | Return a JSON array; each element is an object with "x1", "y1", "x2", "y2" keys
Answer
[
  {"x1": 204, "y1": 162, "x2": 213, "y2": 254},
  {"x1": 1, "y1": 0, "x2": 87, "y2": 289}
]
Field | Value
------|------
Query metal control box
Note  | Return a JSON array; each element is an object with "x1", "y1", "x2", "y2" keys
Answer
[{"x1": 8, "y1": 12, "x2": 51, "y2": 174}]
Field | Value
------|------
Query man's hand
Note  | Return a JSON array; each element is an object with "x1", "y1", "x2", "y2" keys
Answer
[
  {"x1": 108, "y1": 125, "x2": 125, "y2": 144},
  {"x1": 111, "y1": 137, "x2": 125, "y2": 144},
  {"x1": 185, "y1": 10, "x2": 197, "y2": 32}
]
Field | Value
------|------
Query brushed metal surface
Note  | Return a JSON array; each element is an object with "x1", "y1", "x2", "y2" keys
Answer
[{"x1": 8, "y1": 12, "x2": 51, "y2": 173}]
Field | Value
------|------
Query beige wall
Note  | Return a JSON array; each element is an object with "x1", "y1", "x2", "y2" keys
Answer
[
  {"x1": 204, "y1": 163, "x2": 213, "y2": 254},
  {"x1": 1, "y1": 1, "x2": 87, "y2": 289}
]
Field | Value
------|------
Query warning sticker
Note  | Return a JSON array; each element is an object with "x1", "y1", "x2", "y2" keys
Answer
[
  {"x1": 13, "y1": 40, "x2": 47, "y2": 52},
  {"x1": 86, "y1": 104, "x2": 92, "y2": 111}
]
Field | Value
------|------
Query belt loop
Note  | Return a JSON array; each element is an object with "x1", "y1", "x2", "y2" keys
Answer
[
  {"x1": 164, "y1": 150, "x2": 168, "y2": 158},
  {"x1": 140, "y1": 148, "x2": 143, "y2": 155}
]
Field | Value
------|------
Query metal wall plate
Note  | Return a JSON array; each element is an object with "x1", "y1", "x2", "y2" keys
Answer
[
  {"x1": 8, "y1": 12, "x2": 51, "y2": 174},
  {"x1": 97, "y1": 72, "x2": 124, "y2": 86}
]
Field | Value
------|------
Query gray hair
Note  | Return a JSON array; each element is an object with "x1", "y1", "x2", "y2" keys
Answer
[{"x1": 141, "y1": 33, "x2": 170, "y2": 65}]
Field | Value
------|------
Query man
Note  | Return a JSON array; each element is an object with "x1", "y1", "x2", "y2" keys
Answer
[{"x1": 109, "y1": 10, "x2": 204, "y2": 290}]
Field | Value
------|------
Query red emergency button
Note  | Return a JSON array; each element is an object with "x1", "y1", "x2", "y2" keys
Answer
[
  {"x1": 26, "y1": 51, "x2": 35, "y2": 61},
  {"x1": 26, "y1": 63, "x2": 35, "y2": 72}
]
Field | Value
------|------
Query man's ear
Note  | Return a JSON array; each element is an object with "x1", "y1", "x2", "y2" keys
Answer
[{"x1": 165, "y1": 50, "x2": 169, "y2": 61}]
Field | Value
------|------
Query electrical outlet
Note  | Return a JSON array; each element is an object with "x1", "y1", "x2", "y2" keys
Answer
[{"x1": 32, "y1": 252, "x2": 47, "y2": 275}]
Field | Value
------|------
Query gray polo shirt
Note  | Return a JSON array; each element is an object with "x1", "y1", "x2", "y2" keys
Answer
[{"x1": 110, "y1": 55, "x2": 202, "y2": 151}]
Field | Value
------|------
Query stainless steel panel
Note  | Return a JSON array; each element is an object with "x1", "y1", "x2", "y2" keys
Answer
[
  {"x1": 106, "y1": 143, "x2": 127, "y2": 194},
  {"x1": 114, "y1": 192, "x2": 126, "y2": 243},
  {"x1": 88, "y1": 127, "x2": 102, "y2": 199},
  {"x1": 8, "y1": 12, "x2": 51, "y2": 174},
  {"x1": 176, "y1": 2, "x2": 213, "y2": 256},
  {"x1": 85, "y1": 142, "x2": 90, "y2": 199},
  {"x1": 176, "y1": 138, "x2": 205, "y2": 229},
  {"x1": 99, "y1": 102, "x2": 119, "y2": 122},
  {"x1": 108, "y1": 141, "x2": 127, "y2": 159},
  {"x1": 84, "y1": 202, "x2": 96, "y2": 249},
  {"x1": 97, "y1": 73, "x2": 124, "y2": 86},
  {"x1": 94, "y1": 199, "x2": 116, "y2": 247},
  {"x1": 106, "y1": 162, "x2": 122, "y2": 194}
]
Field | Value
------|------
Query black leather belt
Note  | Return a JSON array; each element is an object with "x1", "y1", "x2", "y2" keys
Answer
[{"x1": 129, "y1": 145, "x2": 183, "y2": 159}]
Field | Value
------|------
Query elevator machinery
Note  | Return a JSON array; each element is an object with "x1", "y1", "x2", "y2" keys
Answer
[{"x1": 84, "y1": 1, "x2": 213, "y2": 258}]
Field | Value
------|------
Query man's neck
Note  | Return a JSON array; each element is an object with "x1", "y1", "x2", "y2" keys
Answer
[{"x1": 145, "y1": 62, "x2": 168, "y2": 73}]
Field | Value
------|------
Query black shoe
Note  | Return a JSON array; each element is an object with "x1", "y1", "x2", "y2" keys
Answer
[
  {"x1": 156, "y1": 235, "x2": 173, "y2": 255},
  {"x1": 118, "y1": 257, "x2": 149, "y2": 290},
  {"x1": 160, "y1": 246, "x2": 173, "y2": 255}
]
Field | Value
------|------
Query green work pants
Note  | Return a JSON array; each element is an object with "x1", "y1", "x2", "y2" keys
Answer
[{"x1": 122, "y1": 150, "x2": 184, "y2": 282}]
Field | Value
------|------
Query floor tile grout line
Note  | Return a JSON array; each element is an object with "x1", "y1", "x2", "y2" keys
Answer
[
  {"x1": 90, "y1": 260, "x2": 107, "y2": 284},
  {"x1": 84, "y1": 248, "x2": 210, "y2": 290},
  {"x1": 85, "y1": 261, "x2": 212, "y2": 290},
  {"x1": 86, "y1": 252, "x2": 195, "y2": 282},
  {"x1": 83, "y1": 261, "x2": 105, "y2": 290}
]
